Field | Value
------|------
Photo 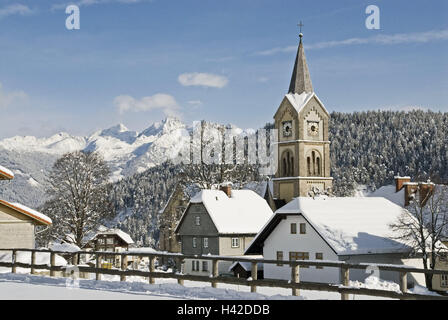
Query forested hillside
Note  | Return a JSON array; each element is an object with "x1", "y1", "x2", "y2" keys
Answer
[
  {"x1": 330, "y1": 110, "x2": 448, "y2": 195},
  {"x1": 36, "y1": 110, "x2": 448, "y2": 246}
]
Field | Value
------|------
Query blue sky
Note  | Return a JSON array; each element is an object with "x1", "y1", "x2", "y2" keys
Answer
[{"x1": 0, "y1": 0, "x2": 447, "y2": 138}]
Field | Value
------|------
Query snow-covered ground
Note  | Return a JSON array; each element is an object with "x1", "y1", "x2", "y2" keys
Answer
[{"x1": 1, "y1": 270, "x2": 428, "y2": 300}]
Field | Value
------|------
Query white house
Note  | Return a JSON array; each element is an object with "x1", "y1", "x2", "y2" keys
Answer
[{"x1": 245, "y1": 196, "x2": 431, "y2": 287}]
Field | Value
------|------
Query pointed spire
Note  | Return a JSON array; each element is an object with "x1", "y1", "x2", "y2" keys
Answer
[{"x1": 288, "y1": 33, "x2": 313, "y2": 94}]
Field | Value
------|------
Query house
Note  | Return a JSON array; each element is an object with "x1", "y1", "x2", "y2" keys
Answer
[
  {"x1": 0, "y1": 164, "x2": 52, "y2": 249},
  {"x1": 229, "y1": 259, "x2": 264, "y2": 279},
  {"x1": 83, "y1": 228, "x2": 134, "y2": 267},
  {"x1": 158, "y1": 184, "x2": 190, "y2": 265},
  {"x1": 245, "y1": 196, "x2": 430, "y2": 287},
  {"x1": 174, "y1": 183, "x2": 273, "y2": 276}
]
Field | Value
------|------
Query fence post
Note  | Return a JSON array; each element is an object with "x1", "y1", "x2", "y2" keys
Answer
[
  {"x1": 96, "y1": 254, "x2": 102, "y2": 281},
  {"x1": 120, "y1": 254, "x2": 128, "y2": 282},
  {"x1": 340, "y1": 266, "x2": 349, "y2": 300},
  {"x1": 31, "y1": 251, "x2": 36, "y2": 275},
  {"x1": 251, "y1": 262, "x2": 258, "y2": 293},
  {"x1": 177, "y1": 257, "x2": 184, "y2": 285},
  {"x1": 11, "y1": 250, "x2": 17, "y2": 274},
  {"x1": 149, "y1": 256, "x2": 155, "y2": 284},
  {"x1": 212, "y1": 259, "x2": 219, "y2": 288},
  {"x1": 50, "y1": 252, "x2": 56, "y2": 277},
  {"x1": 71, "y1": 253, "x2": 78, "y2": 266},
  {"x1": 291, "y1": 263, "x2": 300, "y2": 296},
  {"x1": 400, "y1": 272, "x2": 407, "y2": 295}
]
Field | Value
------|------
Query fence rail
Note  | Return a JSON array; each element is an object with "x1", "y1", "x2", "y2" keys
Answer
[{"x1": 1, "y1": 248, "x2": 447, "y2": 300}]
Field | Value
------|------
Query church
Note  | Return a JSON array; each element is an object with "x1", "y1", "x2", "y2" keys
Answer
[
  {"x1": 272, "y1": 31, "x2": 332, "y2": 205},
  {"x1": 243, "y1": 32, "x2": 443, "y2": 287}
]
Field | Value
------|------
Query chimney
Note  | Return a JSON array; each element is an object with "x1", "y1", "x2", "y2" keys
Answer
[
  {"x1": 419, "y1": 182, "x2": 435, "y2": 206},
  {"x1": 395, "y1": 176, "x2": 411, "y2": 192},
  {"x1": 403, "y1": 182, "x2": 418, "y2": 206},
  {"x1": 220, "y1": 182, "x2": 232, "y2": 198}
]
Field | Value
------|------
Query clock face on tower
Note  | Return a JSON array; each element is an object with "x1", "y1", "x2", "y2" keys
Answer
[
  {"x1": 282, "y1": 121, "x2": 292, "y2": 137},
  {"x1": 307, "y1": 121, "x2": 319, "y2": 136}
]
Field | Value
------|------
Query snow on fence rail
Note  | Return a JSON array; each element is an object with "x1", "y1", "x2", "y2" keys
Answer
[{"x1": 1, "y1": 248, "x2": 447, "y2": 300}]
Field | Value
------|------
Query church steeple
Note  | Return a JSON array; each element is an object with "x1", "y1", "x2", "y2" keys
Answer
[{"x1": 288, "y1": 33, "x2": 313, "y2": 94}]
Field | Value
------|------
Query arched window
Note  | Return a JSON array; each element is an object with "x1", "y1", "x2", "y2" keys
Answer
[
  {"x1": 307, "y1": 157, "x2": 311, "y2": 175},
  {"x1": 306, "y1": 150, "x2": 322, "y2": 177},
  {"x1": 281, "y1": 150, "x2": 294, "y2": 177}
]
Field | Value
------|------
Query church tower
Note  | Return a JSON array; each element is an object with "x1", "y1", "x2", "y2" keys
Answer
[{"x1": 273, "y1": 32, "x2": 333, "y2": 203}]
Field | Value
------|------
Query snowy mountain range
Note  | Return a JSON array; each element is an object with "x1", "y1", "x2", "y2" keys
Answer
[{"x1": 0, "y1": 117, "x2": 216, "y2": 207}]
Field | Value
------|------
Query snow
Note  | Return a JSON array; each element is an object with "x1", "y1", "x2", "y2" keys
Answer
[
  {"x1": 0, "y1": 273, "x2": 303, "y2": 300},
  {"x1": 0, "y1": 164, "x2": 14, "y2": 179},
  {"x1": 0, "y1": 200, "x2": 52, "y2": 225},
  {"x1": 358, "y1": 184, "x2": 406, "y2": 207},
  {"x1": 91, "y1": 228, "x2": 134, "y2": 244},
  {"x1": 50, "y1": 242, "x2": 81, "y2": 253},
  {"x1": 229, "y1": 261, "x2": 264, "y2": 272},
  {"x1": 285, "y1": 92, "x2": 314, "y2": 113},
  {"x1": 186, "y1": 189, "x2": 274, "y2": 234},
  {"x1": 284, "y1": 92, "x2": 329, "y2": 116},
  {"x1": 275, "y1": 197, "x2": 412, "y2": 255},
  {"x1": 0, "y1": 251, "x2": 67, "y2": 270},
  {"x1": 27, "y1": 177, "x2": 39, "y2": 187},
  {"x1": 0, "y1": 271, "x2": 416, "y2": 300}
]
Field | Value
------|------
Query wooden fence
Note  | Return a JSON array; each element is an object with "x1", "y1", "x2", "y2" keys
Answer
[{"x1": 1, "y1": 248, "x2": 448, "y2": 300}]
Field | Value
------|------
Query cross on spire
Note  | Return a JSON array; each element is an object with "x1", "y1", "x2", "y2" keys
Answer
[{"x1": 297, "y1": 21, "x2": 304, "y2": 33}]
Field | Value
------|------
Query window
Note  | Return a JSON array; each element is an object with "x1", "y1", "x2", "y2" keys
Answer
[
  {"x1": 231, "y1": 238, "x2": 240, "y2": 248},
  {"x1": 276, "y1": 251, "x2": 283, "y2": 266},
  {"x1": 203, "y1": 238, "x2": 208, "y2": 248},
  {"x1": 315, "y1": 252, "x2": 323, "y2": 269},
  {"x1": 289, "y1": 252, "x2": 309, "y2": 268},
  {"x1": 300, "y1": 223, "x2": 306, "y2": 234},
  {"x1": 192, "y1": 260, "x2": 200, "y2": 271},
  {"x1": 441, "y1": 275, "x2": 448, "y2": 288},
  {"x1": 98, "y1": 238, "x2": 105, "y2": 244},
  {"x1": 290, "y1": 223, "x2": 297, "y2": 234},
  {"x1": 106, "y1": 238, "x2": 114, "y2": 245},
  {"x1": 202, "y1": 261, "x2": 208, "y2": 272},
  {"x1": 192, "y1": 237, "x2": 197, "y2": 248},
  {"x1": 195, "y1": 216, "x2": 201, "y2": 226}
]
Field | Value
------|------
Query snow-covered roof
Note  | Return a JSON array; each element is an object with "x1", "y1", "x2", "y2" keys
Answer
[
  {"x1": 229, "y1": 260, "x2": 264, "y2": 272},
  {"x1": 284, "y1": 92, "x2": 329, "y2": 116},
  {"x1": 247, "y1": 196, "x2": 417, "y2": 256},
  {"x1": 278, "y1": 197, "x2": 412, "y2": 255},
  {"x1": 50, "y1": 242, "x2": 81, "y2": 253},
  {"x1": 243, "y1": 180, "x2": 273, "y2": 198},
  {"x1": 0, "y1": 165, "x2": 14, "y2": 180},
  {"x1": 92, "y1": 228, "x2": 134, "y2": 244},
  {"x1": 178, "y1": 189, "x2": 274, "y2": 234},
  {"x1": 364, "y1": 185, "x2": 406, "y2": 207},
  {"x1": 0, "y1": 200, "x2": 52, "y2": 225}
]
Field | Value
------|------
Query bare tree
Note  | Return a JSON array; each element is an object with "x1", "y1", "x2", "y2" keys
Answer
[
  {"x1": 39, "y1": 151, "x2": 115, "y2": 247},
  {"x1": 179, "y1": 120, "x2": 261, "y2": 190},
  {"x1": 390, "y1": 183, "x2": 448, "y2": 290}
]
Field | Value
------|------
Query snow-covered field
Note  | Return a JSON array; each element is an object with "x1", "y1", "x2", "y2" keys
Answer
[{"x1": 0, "y1": 270, "x2": 418, "y2": 300}]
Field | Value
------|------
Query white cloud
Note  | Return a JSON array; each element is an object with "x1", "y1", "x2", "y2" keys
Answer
[
  {"x1": 178, "y1": 73, "x2": 228, "y2": 88},
  {"x1": 255, "y1": 29, "x2": 448, "y2": 55},
  {"x1": 0, "y1": 4, "x2": 33, "y2": 18},
  {"x1": 114, "y1": 93, "x2": 180, "y2": 116},
  {"x1": 0, "y1": 83, "x2": 28, "y2": 109}
]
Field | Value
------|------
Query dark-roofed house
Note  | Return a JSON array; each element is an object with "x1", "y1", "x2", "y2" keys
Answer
[{"x1": 175, "y1": 184, "x2": 273, "y2": 276}]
